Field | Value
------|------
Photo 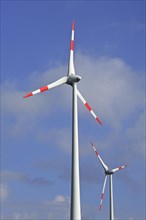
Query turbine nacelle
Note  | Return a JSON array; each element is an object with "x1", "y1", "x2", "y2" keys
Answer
[
  {"x1": 67, "y1": 74, "x2": 81, "y2": 86},
  {"x1": 105, "y1": 170, "x2": 114, "y2": 175}
]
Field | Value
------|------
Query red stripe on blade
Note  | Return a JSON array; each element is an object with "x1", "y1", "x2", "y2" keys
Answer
[
  {"x1": 95, "y1": 151, "x2": 99, "y2": 157},
  {"x1": 101, "y1": 193, "x2": 104, "y2": 199},
  {"x1": 70, "y1": 40, "x2": 74, "y2": 50},
  {"x1": 85, "y1": 102, "x2": 92, "y2": 111},
  {"x1": 40, "y1": 86, "x2": 48, "y2": 92},
  {"x1": 23, "y1": 92, "x2": 33, "y2": 98},
  {"x1": 96, "y1": 117, "x2": 102, "y2": 125},
  {"x1": 72, "y1": 20, "x2": 75, "y2": 30}
]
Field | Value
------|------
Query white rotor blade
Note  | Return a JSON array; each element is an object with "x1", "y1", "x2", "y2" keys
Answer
[
  {"x1": 77, "y1": 89, "x2": 102, "y2": 125},
  {"x1": 112, "y1": 164, "x2": 128, "y2": 173},
  {"x1": 68, "y1": 20, "x2": 75, "y2": 75},
  {"x1": 90, "y1": 142, "x2": 108, "y2": 171},
  {"x1": 23, "y1": 76, "x2": 68, "y2": 98},
  {"x1": 99, "y1": 175, "x2": 107, "y2": 210}
]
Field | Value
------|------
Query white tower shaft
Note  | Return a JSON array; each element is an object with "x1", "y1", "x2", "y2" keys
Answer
[
  {"x1": 109, "y1": 175, "x2": 114, "y2": 220},
  {"x1": 70, "y1": 83, "x2": 81, "y2": 220}
]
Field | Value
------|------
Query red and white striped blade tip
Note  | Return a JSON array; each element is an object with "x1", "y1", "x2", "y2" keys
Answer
[
  {"x1": 90, "y1": 141, "x2": 94, "y2": 147},
  {"x1": 23, "y1": 92, "x2": 33, "y2": 98},
  {"x1": 99, "y1": 194, "x2": 104, "y2": 210},
  {"x1": 99, "y1": 205, "x2": 102, "y2": 211},
  {"x1": 23, "y1": 85, "x2": 49, "y2": 98},
  {"x1": 72, "y1": 20, "x2": 75, "y2": 30},
  {"x1": 96, "y1": 117, "x2": 102, "y2": 125},
  {"x1": 119, "y1": 164, "x2": 128, "y2": 169}
]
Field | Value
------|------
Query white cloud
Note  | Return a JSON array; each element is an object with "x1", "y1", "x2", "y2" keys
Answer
[
  {"x1": 42, "y1": 194, "x2": 70, "y2": 219},
  {"x1": 40, "y1": 54, "x2": 144, "y2": 159},
  {"x1": 1, "y1": 81, "x2": 51, "y2": 118},
  {"x1": 37, "y1": 127, "x2": 72, "y2": 154},
  {"x1": 125, "y1": 111, "x2": 145, "y2": 156},
  {"x1": 12, "y1": 212, "x2": 37, "y2": 220},
  {"x1": 43, "y1": 194, "x2": 70, "y2": 205},
  {"x1": 1, "y1": 170, "x2": 53, "y2": 187},
  {"x1": 0, "y1": 184, "x2": 9, "y2": 200},
  {"x1": 2, "y1": 54, "x2": 144, "y2": 127},
  {"x1": 1, "y1": 170, "x2": 29, "y2": 182},
  {"x1": 1, "y1": 53, "x2": 145, "y2": 159},
  {"x1": 75, "y1": 53, "x2": 144, "y2": 125},
  {"x1": 1, "y1": 65, "x2": 71, "y2": 138},
  {"x1": 53, "y1": 194, "x2": 67, "y2": 203}
]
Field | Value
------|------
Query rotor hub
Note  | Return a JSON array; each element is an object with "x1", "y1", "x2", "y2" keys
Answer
[{"x1": 67, "y1": 74, "x2": 81, "y2": 86}]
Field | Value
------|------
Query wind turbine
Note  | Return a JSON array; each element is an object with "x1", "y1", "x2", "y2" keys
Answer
[
  {"x1": 90, "y1": 142, "x2": 128, "y2": 220},
  {"x1": 23, "y1": 21, "x2": 102, "y2": 220}
]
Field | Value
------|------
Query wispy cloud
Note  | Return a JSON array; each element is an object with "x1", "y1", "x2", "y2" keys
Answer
[
  {"x1": 125, "y1": 111, "x2": 145, "y2": 156},
  {"x1": 30, "y1": 177, "x2": 53, "y2": 186},
  {"x1": 106, "y1": 20, "x2": 145, "y2": 32},
  {"x1": 37, "y1": 127, "x2": 72, "y2": 154},
  {"x1": 2, "y1": 53, "x2": 144, "y2": 129},
  {"x1": 76, "y1": 54, "x2": 144, "y2": 124},
  {"x1": 0, "y1": 184, "x2": 9, "y2": 200},
  {"x1": 1, "y1": 53, "x2": 144, "y2": 158},
  {"x1": 2, "y1": 194, "x2": 70, "y2": 220},
  {"x1": 1, "y1": 170, "x2": 53, "y2": 187},
  {"x1": 11, "y1": 212, "x2": 37, "y2": 220}
]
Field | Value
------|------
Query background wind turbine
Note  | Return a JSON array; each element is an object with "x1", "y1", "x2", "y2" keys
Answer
[
  {"x1": 91, "y1": 142, "x2": 128, "y2": 220},
  {"x1": 23, "y1": 21, "x2": 102, "y2": 220}
]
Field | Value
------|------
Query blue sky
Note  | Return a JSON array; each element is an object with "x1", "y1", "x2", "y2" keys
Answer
[{"x1": 1, "y1": 1, "x2": 145, "y2": 219}]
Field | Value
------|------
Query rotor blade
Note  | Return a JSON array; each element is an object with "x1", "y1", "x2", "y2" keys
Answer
[
  {"x1": 23, "y1": 76, "x2": 68, "y2": 98},
  {"x1": 77, "y1": 89, "x2": 102, "y2": 125},
  {"x1": 68, "y1": 20, "x2": 75, "y2": 75},
  {"x1": 112, "y1": 164, "x2": 128, "y2": 173},
  {"x1": 90, "y1": 141, "x2": 108, "y2": 171},
  {"x1": 99, "y1": 175, "x2": 107, "y2": 210}
]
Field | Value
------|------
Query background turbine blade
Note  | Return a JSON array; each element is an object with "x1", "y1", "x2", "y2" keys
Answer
[
  {"x1": 90, "y1": 142, "x2": 109, "y2": 171},
  {"x1": 99, "y1": 175, "x2": 107, "y2": 210},
  {"x1": 23, "y1": 76, "x2": 68, "y2": 98},
  {"x1": 112, "y1": 164, "x2": 128, "y2": 173},
  {"x1": 77, "y1": 89, "x2": 102, "y2": 125}
]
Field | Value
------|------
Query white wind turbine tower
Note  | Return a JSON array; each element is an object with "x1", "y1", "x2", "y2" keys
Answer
[
  {"x1": 91, "y1": 142, "x2": 128, "y2": 220},
  {"x1": 23, "y1": 21, "x2": 102, "y2": 220}
]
